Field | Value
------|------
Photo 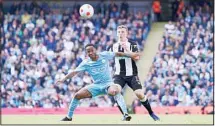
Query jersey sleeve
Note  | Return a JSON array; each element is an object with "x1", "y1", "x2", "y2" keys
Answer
[
  {"x1": 100, "y1": 51, "x2": 115, "y2": 60},
  {"x1": 74, "y1": 60, "x2": 87, "y2": 72},
  {"x1": 131, "y1": 43, "x2": 139, "y2": 52}
]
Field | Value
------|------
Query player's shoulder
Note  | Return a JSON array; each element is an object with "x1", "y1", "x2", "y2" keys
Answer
[
  {"x1": 110, "y1": 42, "x2": 122, "y2": 48},
  {"x1": 109, "y1": 43, "x2": 114, "y2": 47},
  {"x1": 100, "y1": 51, "x2": 114, "y2": 57},
  {"x1": 107, "y1": 43, "x2": 115, "y2": 50},
  {"x1": 99, "y1": 51, "x2": 109, "y2": 55},
  {"x1": 81, "y1": 59, "x2": 89, "y2": 64},
  {"x1": 128, "y1": 40, "x2": 138, "y2": 46}
]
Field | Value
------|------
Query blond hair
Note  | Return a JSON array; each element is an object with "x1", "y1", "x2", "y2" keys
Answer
[{"x1": 117, "y1": 25, "x2": 128, "y2": 32}]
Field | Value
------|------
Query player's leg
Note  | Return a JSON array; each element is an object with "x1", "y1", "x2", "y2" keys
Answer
[
  {"x1": 107, "y1": 83, "x2": 122, "y2": 96},
  {"x1": 62, "y1": 87, "x2": 93, "y2": 121},
  {"x1": 107, "y1": 83, "x2": 131, "y2": 121},
  {"x1": 112, "y1": 75, "x2": 126, "y2": 115},
  {"x1": 128, "y1": 76, "x2": 160, "y2": 121}
]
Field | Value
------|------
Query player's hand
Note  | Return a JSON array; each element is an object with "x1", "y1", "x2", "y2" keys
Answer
[
  {"x1": 131, "y1": 53, "x2": 140, "y2": 61},
  {"x1": 133, "y1": 55, "x2": 140, "y2": 61}
]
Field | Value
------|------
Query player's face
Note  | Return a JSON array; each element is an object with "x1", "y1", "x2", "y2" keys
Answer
[
  {"x1": 86, "y1": 46, "x2": 96, "y2": 59},
  {"x1": 117, "y1": 28, "x2": 128, "y2": 40}
]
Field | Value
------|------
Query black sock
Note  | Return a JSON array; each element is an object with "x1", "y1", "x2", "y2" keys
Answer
[{"x1": 141, "y1": 99, "x2": 153, "y2": 115}]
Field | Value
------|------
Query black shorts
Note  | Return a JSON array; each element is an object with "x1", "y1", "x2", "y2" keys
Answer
[{"x1": 113, "y1": 75, "x2": 142, "y2": 91}]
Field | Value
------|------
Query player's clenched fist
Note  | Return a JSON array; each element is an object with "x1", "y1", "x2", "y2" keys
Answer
[{"x1": 130, "y1": 53, "x2": 141, "y2": 61}]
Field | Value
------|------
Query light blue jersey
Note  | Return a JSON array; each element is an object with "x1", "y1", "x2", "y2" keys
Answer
[
  {"x1": 74, "y1": 51, "x2": 115, "y2": 85},
  {"x1": 67, "y1": 52, "x2": 129, "y2": 119}
]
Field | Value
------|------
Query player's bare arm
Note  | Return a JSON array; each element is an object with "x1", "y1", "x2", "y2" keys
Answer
[
  {"x1": 56, "y1": 71, "x2": 79, "y2": 84},
  {"x1": 115, "y1": 52, "x2": 140, "y2": 61}
]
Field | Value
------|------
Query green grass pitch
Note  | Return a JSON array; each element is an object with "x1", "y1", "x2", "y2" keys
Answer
[{"x1": 2, "y1": 114, "x2": 213, "y2": 124}]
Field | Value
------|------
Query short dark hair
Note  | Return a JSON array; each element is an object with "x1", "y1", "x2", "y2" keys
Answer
[{"x1": 85, "y1": 43, "x2": 96, "y2": 49}]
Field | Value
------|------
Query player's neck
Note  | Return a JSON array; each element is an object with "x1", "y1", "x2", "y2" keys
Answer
[
  {"x1": 91, "y1": 55, "x2": 99, "y2": 61},
  {"x1": 119, "y1": 38, "x2": 128, "y2": 44}
]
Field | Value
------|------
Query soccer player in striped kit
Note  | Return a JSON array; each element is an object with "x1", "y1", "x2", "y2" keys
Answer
[{"x1": 108, "y1": 25, "x2": 160, "y2": 121}]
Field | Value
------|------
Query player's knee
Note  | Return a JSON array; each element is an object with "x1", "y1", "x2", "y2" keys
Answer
[
  {"x1": 108, "y1": 87, "x2": 117, "y2": 96},
  {"x1": 135, "y1": 90, "x2": 145, "y2": 99},
  {"x1": 74, "y1": 93, "x2": 82, "y2": 100},
  {"x1": 108, "y1": 84, "x2": 121, "y2": 96},
  {"x1": 108, "y1": 90, "x2": 117, "y2": 96},
  {"x1": 112, "y1": 84, "x2": 122, "y2": 93},
  {"x1": 136, "y1": 93, "x2": 145, "y2": 100},
  {"x1": 116, "y1": 84, "x2": 122, "y2": 93}
]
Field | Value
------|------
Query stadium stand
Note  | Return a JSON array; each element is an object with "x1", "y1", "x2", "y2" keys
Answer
[
  {"x1": 1, "y1": 1, "x2": 150, "y2": 108},
  {"x1": 1, "y1": 1, "x2": 213, "y2": 115},
  {"x1": 133, "y1": 1, "x2": 213, "y2": 112}
]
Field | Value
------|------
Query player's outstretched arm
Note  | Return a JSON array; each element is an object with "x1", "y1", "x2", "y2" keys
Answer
[
  {"x1": 115, "y1": 52, "x2": 140, "y2": 61},
  {"x1": 56, "y1": 71, "x2": 79, "y2": 84}
]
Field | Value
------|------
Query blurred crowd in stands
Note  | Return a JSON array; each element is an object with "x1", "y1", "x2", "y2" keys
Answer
[
  {"x1": 1, "y1": 1, "x2": 213, "y2": 111},
  {"x1": 132, "y1": 1, "x2": 214, "y2": 110},
  {"x1": 1, "y1": 1, "x2": 150, "y2": 108}
]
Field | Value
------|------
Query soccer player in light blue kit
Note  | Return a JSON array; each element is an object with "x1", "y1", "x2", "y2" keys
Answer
[{"x1": 56, "y1": 44, "x2": 140, "y2": 121}]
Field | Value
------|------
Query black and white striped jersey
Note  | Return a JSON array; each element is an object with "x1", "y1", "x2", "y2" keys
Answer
[{"x1": 107, "y1": 41, "x2": 139, "y2": 76}]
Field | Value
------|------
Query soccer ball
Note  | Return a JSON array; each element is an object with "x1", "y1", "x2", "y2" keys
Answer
[{"x1": 79, "y1": 4, "x2": 94, "y2": 19}]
